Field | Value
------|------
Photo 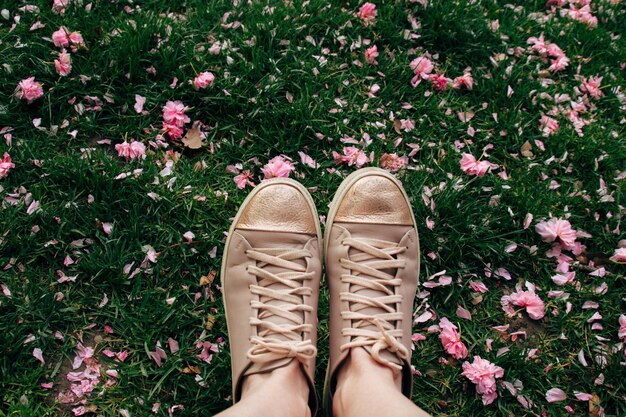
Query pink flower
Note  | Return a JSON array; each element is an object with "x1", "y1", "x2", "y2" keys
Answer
[
  {"x1": 439, "y1": 318, "x2": 468, "y2": 359},
  {"x1": 548, "y1": 55, "x2": 569, "y2": 72},
  {"x1": 618, "y1": 315, "x2": 626, "y2": 340},
  {"x1": 610, "y1": 248, "x2": 626, "y2": 263},
  {"x1": 162, "y1": 101, "x2": 190, "y2": 128},
  {"x1": 429, "y1": 73, "x2": 448, "y2": 91},
  {"x1": 115, "y1": 140, "x2": 146, "y2": 160},
  {"x1": 332, "y1": 146, "x2": 370, "y2": 168},
  {"x1": 461, "y1": 356, "x2": 504, "y2": 405},
  {"x1": 460, "y1": 153, "x2": 490, "y2": 177},
  {"x1": 545, "y1": 388, "x2": 567, "y2": 403},
  {"x1": 365, "y1": 45, "x2": 379, "y2": 65},
  {"x1": 579, "y1": 76, "x2": 604, "y2": 100},
  {"x1": 193, "y1": 71, "x2": 215, "y2": 90},
  {"x1": 547, "y1": 43, "x2": 565, "y2": 59},
  {"x1": 52, "y1": 0, "x2": 70, "y2": 15},
  {"x1": 380, "y1": 153, "x2": 408, "y2": 172},
  {"x1": 51, "y1": 27, "x2": 84, "y2": 50},
  {"x1": 527, "y1": 34, "x2": 548, "y2": 55},
  {"x1": 0, "y1": 153, "x2": 15, "y2": 179},
  {"x1": 234, "y1": 170, "x2": 255, "y2": 189},
  {"x1": 52, "y1": 27, "x2": 70, "y2": 48},
  {"x1": 68, "y1": 31, "x2": 84, "y2": 48},
  {"x1": 358, "y1": 2, "x2": 377, "y2": 24},
  {"x1": 567, "y1": 5, "x2": 598, "y2": 28},
  {"x1": 409, "y1": 56, "x2": 433, "y2": 87},
  {"x1": 452, "y1": 72, "x2": 474, "y2": 90},
  {"x1": 54, "y1": 50, "x2": 72, "y2": 76},
  {"x1": 535, "y1": 218, "x2": 577, "y2": 248},
  {"x1": 539, "y1": 115, "x2": 559, "y2": 137},
  {"x1": 261, "y1": 156, "x2": 295, "y2": 179},
  {"x1": 15, "y1": 77, "x2": 44, "y2": 103},
  {"x1": 162, "y1": 123, "x2": 184, "y2": 140},
  {"x1": 501, "y1": 289, "x2": 545, "y2": 320}
]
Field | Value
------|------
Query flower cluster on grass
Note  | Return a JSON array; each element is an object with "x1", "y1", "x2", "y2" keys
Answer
[{"x1": 1, "y1": 0, "x2": 624, "y2": 415}]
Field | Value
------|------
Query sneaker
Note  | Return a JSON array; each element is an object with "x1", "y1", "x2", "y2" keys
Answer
[
  {"x1": 221, "y1": 178, "x2": 322, "y2": 413},
  {"x1": 323, "y1": 167, "x2": 420, "y2": 414}
]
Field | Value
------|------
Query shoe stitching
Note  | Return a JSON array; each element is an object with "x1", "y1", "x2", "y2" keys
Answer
[
  {"x1": 338, "y1": 237, "x2": 409, "y2": 370},
  {"x1": 245, "y1": 247, "x2": 317, "y2": 364}
]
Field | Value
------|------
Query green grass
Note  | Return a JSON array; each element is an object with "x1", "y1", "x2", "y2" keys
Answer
[{"x1": 1, "y1": 0, "x2": 625, "y2": 416}]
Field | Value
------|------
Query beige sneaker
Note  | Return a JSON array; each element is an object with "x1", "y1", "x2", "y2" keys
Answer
[
  {"x1": 323, "y1": 167, "x2": 420, "y2": 414},
  {"x1": 221, "y1": 178, "x2": 322, "y2": 413}
]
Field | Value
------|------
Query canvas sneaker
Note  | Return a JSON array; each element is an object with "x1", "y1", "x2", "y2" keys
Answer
[
  {"x1": 221, "y1": 178, "x2": 322, "y2": 413},
  {"x1": 323, "y1": 168, "x2": 420, "y2": 415}
]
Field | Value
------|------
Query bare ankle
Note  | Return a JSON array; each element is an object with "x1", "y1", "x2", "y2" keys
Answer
[
  {"x1": 240, "y1": 362, "x2": 311, "y2": 417},
  {"x1": 336, "y1": 348, "x2": 400, "y2": 390}
]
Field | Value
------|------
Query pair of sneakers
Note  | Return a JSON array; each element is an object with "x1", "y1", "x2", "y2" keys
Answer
[{"x1": 220, "y1": 167, "x2": 420, "y2": 415}]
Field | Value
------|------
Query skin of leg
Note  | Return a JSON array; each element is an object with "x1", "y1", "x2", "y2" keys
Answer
[
  {"x1": 333, "y1": 348, "x2": 432, "y2": 417},
  {"x1": 215, "y1": 361, "x2": 310, "y2": 417}
]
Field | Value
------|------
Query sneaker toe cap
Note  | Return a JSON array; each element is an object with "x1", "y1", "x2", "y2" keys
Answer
[{"x1": 236, "y1": 181, "x2": 318, "y2": 234}]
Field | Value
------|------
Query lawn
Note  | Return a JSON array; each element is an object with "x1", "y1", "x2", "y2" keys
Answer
[{"x1": 0, "y1": 0, "x2": 625, "y2": 416}]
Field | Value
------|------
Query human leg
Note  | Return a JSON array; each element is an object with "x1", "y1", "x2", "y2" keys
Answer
[
  {"x1": 215, "y1": 361, "x2": 310, "y2": 417},
  {"x1": 332, "y1": 348, "x2": 431, "y2": 417}
]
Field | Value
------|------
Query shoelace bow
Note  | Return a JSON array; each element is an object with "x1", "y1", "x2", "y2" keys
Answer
[
  {"x1": 339, "y1": 237, "x2": 410, "y2": 370},
  {"x1": 245, "y1": 247, "x2": 317, "y2": 365}
]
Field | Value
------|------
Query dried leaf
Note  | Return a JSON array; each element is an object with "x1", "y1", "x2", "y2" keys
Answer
[
  {"x1": 199, "y1": 270, "x2": 217, "y2": 286},
  {"x1": 205, "y1": 314, "x2": 216, "y2": 330},
  {"x1": 194, "y1": 161, "x2": 204, "y2": 172},
  {"x1": 393, "y1": 119, "x2": 402, "y2": 134},
  {"x1": 182, "y1": 365, "x2": 200, "y2": 374},
  {"x1": 589, "y1": 393, "x2": 601, "y2": 417},
  {"x1": 521, "y1": 141, "x2": 533, "y2": 158},
  {"x1": 471, "y1": 294, "x2": 484, "y2": 305},
  {"x1": 182, "y1": 126, "x2": 204, "y2": 149},
  {"x1": 168, "y1": 151, "x2": 182, "y2": 163}
]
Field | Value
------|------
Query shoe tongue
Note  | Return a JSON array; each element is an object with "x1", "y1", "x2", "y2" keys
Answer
[
  {"x1": 340, "y1": 223, "x2": 412, "y2": 367},
  {"x1": 238, "y1": 230, "x2": 310, "y2": 342}
]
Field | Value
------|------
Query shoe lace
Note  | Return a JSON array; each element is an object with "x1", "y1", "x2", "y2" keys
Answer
[
  {"x1": 245, "y1": 247, "x2": 317, "y2": 365},
  {"x1": 339, "y1": 237, "x2": 409, "y2": 370}
]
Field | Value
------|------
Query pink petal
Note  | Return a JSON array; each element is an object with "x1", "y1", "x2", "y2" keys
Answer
[
  {"x1": 101, "y1": 222, "x2": 113, "y2": 235},
  {"x1": 134, "y1": 95, "x2": 146, "y2": 113},
  {"x1": 26, "y1": 200, "x2": 40, "y2": 215},
  {"x1": 456, "y1": 305, "x2": 472, "y2": 320},
  {"x1": 33, "y1": 348, "x2": 45, "y2": 365},
  {"x1": 546, "y1": 388, "x2": 567, "y2": 402},
  {"x1": 168, "y1": 337, "x2": 179, "y2": 353}
]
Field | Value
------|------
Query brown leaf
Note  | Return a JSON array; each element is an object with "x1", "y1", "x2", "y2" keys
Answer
[
  {"x1": 181, "y1": 126, "x2": 204, "y2": 149},
  {"x1": 199, "y1": 270, "x2": 217, "y2": 286},
  {"x1": 471, "y1": 294, "x2": 484, "y2": 305},
  {"x1": 521, "y1": 141, "x2": 534, "y2": 158},
  {"x1": 182, "y1": 365, "x2": 201, "y2": 374},
  {"x1": 589, "y1": 393, "x2": 601, "y2": 417},
  {"x1": 393, "y1": 119, "x2": 402, "y2": 134},
  {"x1": 168, "y1": 151, "x2": 182, "y2": 163},
  {"x1": 205, "y1": 314, "x2": 216, "y2": 330}
]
